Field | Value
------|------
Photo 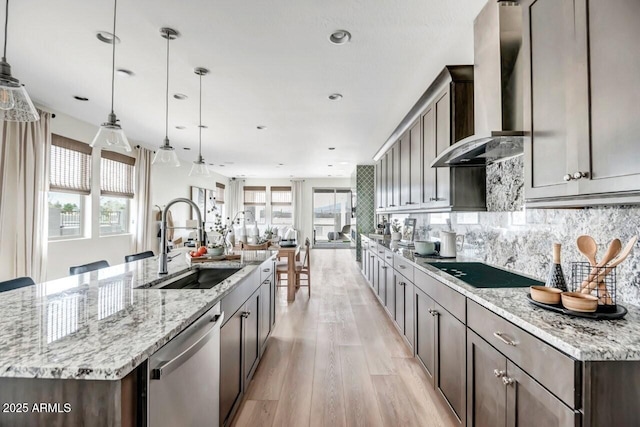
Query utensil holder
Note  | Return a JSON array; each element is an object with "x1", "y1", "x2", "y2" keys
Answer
[{"x1": 571, "y1": 262, "x2": 617, "y2": 312}]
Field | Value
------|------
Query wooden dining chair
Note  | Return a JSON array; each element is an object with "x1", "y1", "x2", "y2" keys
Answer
[
  {"x1": 276, "y1": 238, "x2": 311, "y2": 296},
  {"x1": 0, "y1": 276, "x2": 35, "y2": 293},
  {"x1": 124, "y1": 251, "x2": 155, "y2": 263},
  {"x1": 69, "y1": 260, "x2": 110, "y2": 276}
]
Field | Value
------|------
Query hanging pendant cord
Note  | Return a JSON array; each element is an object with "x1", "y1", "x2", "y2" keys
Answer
[
  {"x1": 3, "y1": 0, "x2": 9, "y2": 61},
  {"x1": 164, "y1": 32, "x2": 170, "y2": 142},
  {"x1": 110, "y1": 0, "x2": 117, "y2": 115},
  {"x1": 198, "y1": 72, "x2": 203, "y2": 159}
]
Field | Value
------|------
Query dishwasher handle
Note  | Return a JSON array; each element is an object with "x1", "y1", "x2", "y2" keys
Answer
[{"x1": 151, "y1": 312, "x2": 224, "y2": 380}]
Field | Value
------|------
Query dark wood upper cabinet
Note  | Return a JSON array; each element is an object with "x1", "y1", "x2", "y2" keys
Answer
[
  {"x1": 422, "y1": 104, "x2": 436, "y2": 204},
  {"x1": 392, "y1": 143, "x2": 401, "y2": 208},
  {"x1": 409, "y1": 120, "x2": 422, "y2": 205},
  {"x1": 524, "y1": 0, "x2": 640, "y2": 206},
  {"x1": 400, "y1": 133, "x2": 411, "y2": 206}
]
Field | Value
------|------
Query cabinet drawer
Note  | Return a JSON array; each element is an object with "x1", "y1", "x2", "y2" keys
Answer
[
  {"x1": 369, "y1": 241, "x2": 378, "y2": 252},
  {"x1": 415, "y1": 269, "x2": 465, "y2": 322},
  {"x1": 467, "y1": 300, "x2": 579, "y2": 408},
  {"x1": 375, "y1": 246, "x2": 386, "y2": 258},
  {"x1": 382, "y1": 249, "x2": 394, "y2": 264},
  {"x1": 393, "y1": 254, "x2": 414, "y2": 283},
  {"x1": 259, "y1": 260, "x2": 274, "y2": 283}
]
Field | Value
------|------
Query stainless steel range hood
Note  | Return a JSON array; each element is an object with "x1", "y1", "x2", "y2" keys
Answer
[{"x1": 432, "y1": 0, "x2": 523, "y2": 168}]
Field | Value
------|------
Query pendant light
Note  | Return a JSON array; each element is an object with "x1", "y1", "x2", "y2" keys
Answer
[
  {"x1": 189, "y1": 67, "x2": 210, "y2": 177},
  {"x1": 91, "y1": 0, "x2": 131, "y2": 151},
  {"x1": 152, "y1": 27, "x2": 181, "y2": 167},
  {"x1": 0, "y1": 0, "x2": 39, "y2": 122}
]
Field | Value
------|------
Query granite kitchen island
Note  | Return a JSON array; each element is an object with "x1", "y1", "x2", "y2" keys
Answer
[{"x1": 0, "y1": 249, "x2": 277, "y2": 426}]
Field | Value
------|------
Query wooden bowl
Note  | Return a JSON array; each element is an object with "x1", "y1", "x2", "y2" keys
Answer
[
  {"x1": 530, "y1": 286, "x2": 563, "y2": 305},
  {"x1": 561, "y1": 292, "x2": 598, "y2": 313}
]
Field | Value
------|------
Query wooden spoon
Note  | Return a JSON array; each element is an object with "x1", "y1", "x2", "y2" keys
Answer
[
  {"x1": 583, "y1": 236, "x2": 636, "y2": 294},
  {"x1": 577, "y1": 235, "x2": 597, "y2": 266},
  {"x1": 581, "y1": 238, "x2": 621, "y2": 292}
]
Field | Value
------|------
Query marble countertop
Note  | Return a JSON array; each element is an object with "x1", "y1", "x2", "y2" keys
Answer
[
  {"x1": 362, "y1": 235, "x2": 640, "y2": 361},
  {"x1": 0, "y1": 249, "x2": 276, "y2": 381}
]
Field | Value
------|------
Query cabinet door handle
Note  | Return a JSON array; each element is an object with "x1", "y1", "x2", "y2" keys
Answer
[
  {"x1": 389, "y1": 204, "x2": 396, "y2": 207},
  {"x1": 502, "y1": 376, "x2": 515, "y2": 386},
  {"x1": 493, "y1": 369, "x2": 506, "y2": 378},
  {"x1": 493, "y1": 331, "x2": 517, "y2": 346},
  {"x1": 241, "y1": 311, "x2": 251, "y2": 318},
  {"x1": 399, "y1": 265, "x2": 406, "y2": 269},
  {"x1": 399, "y1": 282, "x2": 406, "y2": 287},
  {"x1": 263, "y1": 268, "x2": 271, "y2": 272},
  {"x1": 386, "y1": 256, "x2": 392, "y2": 260},
  {"x1": 381, "y1": 266, "x2": 388, "y2": 270},
  {"x1": 428, "y1": 309, "x2": 439, "y2": 316},
  {"x1": 429, "y1": 197, "x2": 442, "y2": 201},
  {"x1": 564, "y1": 171, "x2": 589, "y2": 181}
]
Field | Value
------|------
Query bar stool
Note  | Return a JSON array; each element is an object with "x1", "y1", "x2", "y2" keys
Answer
[
  {"x1": 69, "y1": 260, "x2": 110, "y2": 276},
  {"x1": 0, "y1": 276, "x2": 35, "y2": 293},
  {"x1": 125, "y1": 251, "x2": 155, "y2": 263}
]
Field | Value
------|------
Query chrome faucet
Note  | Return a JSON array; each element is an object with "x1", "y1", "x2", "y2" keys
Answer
[{"x1": 159, "y1": 198, "x2": 203, "y2": 274}]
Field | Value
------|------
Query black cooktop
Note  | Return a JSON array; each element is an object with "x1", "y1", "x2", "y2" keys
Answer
[{"x1": 428, "y1": 262, "x2": 543, "y2": 289}]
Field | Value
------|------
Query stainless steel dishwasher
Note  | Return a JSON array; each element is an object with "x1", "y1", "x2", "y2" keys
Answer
[{"x1": 148, "y1": 302, "x2": 223, "y2": 427}]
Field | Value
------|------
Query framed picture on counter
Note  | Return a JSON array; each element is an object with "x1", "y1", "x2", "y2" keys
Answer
[{"x1": 401, "y1": 218, "x2": 416, "y2": 244}]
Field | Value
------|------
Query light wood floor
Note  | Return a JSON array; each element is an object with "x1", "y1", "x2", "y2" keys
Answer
[{"x1": 231, "y1": 249, "x2": 454, "y2": 427}]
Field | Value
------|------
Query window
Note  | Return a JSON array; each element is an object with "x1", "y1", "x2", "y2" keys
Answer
[
  {"x1": 244, "y1": 186, "x2": 266, "y2": 224},
  {"x1": 48, "y1": 135, "x2": 92, "y2": 239},
  {"x1": 271, "y1": 186, "x2": 292, "y2": 225},
  {"x1": 100, "y1": 150, "x2": 135, "y2": 235},
  {"x1": 215, "y1": 182, "x2": 226, "y2": 220}
]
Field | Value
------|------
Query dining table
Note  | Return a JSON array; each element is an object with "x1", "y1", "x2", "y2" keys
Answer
[{"x1": 276, "y1": 244, "x2": 301, "y2": 301}]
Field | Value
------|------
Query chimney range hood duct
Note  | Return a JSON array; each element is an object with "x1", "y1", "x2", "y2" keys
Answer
[{"x1": 432, "y1": 0, "x2": 524, "y2": 168}]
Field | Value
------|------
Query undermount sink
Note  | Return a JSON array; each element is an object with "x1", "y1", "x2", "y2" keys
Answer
[
  {"x1": 427, "y1": 262, "x2": 543, "y2": 289},
  {"x1": 159, "y1": 268, "x2": 242, "y2": 290}
]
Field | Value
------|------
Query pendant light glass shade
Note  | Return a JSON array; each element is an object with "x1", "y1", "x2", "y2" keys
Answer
[
  {"x1": 152, "y1": 27, "x2": 181, "y2": 168},
  {"x1": 189, "y1": 156, "x2": 210, "y2": 177},
  {"x1": 153, "y1": 138, "x2": 181, "y2": 167},
  {"x1": 188, "y1": 67, "x2": 210, "y2": 177},
  {"x1": 0, "y1": 0, "x2": 39, "y2": 122},
  {"x1": 91, "y1": 0, "x2": 131, "y2": 151}
]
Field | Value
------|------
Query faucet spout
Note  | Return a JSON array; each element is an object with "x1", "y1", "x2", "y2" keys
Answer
[{"x1": 159, "y1": 198, "x2": 204, "y2": 274}]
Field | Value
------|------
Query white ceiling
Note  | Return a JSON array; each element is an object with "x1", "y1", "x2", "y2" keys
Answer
[{"x1": 8, "y1": 0, "x2": 485, "y2": 178}]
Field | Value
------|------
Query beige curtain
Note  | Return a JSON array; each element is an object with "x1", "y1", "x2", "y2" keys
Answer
[
  {"x1": 133, "y1": 146, "x2": 153, "y2": 253},
  {"x1": 0, "y1": 110, "x2": 51, "y2": 282},
  {"x1": 228, "y1": 178, "x2": 244, "y2": 220},
  {"x1": 291, "y1": 179, "x2": 304, "y2": 242}
]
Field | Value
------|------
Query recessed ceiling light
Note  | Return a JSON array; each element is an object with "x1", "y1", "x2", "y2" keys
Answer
[
  {"x1": 173, "y1": 93, "x2": 188, "y2": 100},
  {"x1": 328, "y1": 164, "x2": 333, "y2": 167},
  {"x1": 73, "y1": 96, "x2": 89, "y2": 101},
  {"x1": 328, "y1": 147, "x2": 336, "y2": 150},
  {"x1": 328, "y1": 93, "x2": 343, "y2": 101},
  {"x1": 198, "y1": 125, "x2": 208, "y2": 129},
  {"x1": 175, "y1": 126, "x2": 186, "y2": 130},
  {"x1": 219, "y1": 164, "x2": 225, "y2": 167},
  {"x1": 208, "y1": 163, "x2": 214, "y2": 166},
  {"x1": 329, "y1": 30, "x2": 351, "y2": 45},
  {"x1": 278, "y1": 163, "x2": 284, "y2": 166},
  {"x1": 256, "y1": 125, "x2": 267, "y2": 130},
  {"x1": 224, "y1": 161, "x2": 234, "y2": 165},
  {"x1": 328, "y1": 174, "x2": 332, "y2": 177},
  {"x1": 183, "y1": 147, "x2": 191, "y2": 150},
  {"x1": 116, "y1": 68, "x2": 135, "y2": 77},
  {"x1": 96, "y1": 31, "x2": 121, "y2": 44}
]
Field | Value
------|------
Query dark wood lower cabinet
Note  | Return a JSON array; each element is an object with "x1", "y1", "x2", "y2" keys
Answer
[
  {"x1": 434, "y1": 303, "x2": 466, "y2": 426},
  {"x1": 243, "y1": 289, "x2": 260, "y2": 384},
  {"x1": 385, "y1": 264, "x2": 396, "y2": 319},
  {"x1": 220, "y1": 308, "x2": 244, "y2": 427},
  {"x1": 415, "y1": 287, "x2": 436, "y2": 383},
  {"x1": 467, "y1": 330, "x2": 579, "y2": 427},
  {"x1": 259, "y1": 278, "x2": 271, "y2": 356},
  {"x1": 467, "y1": 330, "x2": 508, "y2": 427},
  {"x1": 378, "y1": 262, "x2": 387, "y2": 305}
]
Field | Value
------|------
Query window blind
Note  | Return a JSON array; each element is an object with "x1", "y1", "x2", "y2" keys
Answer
[
  {"x1": 100, "y1": 150, "x2": 136, "y2": 198},
  {"x1": 216, "y1": 182, "x2": 225, "y2": 203},
  {"x1": 244, "y1": 186, "x2": 266, "y2": 205},
  {"x1": 271, "y1": 186, "x2": 292, "y2": 205},
  {"x1": 50, "y1": 134, "x2": 92, "y2": 195}
]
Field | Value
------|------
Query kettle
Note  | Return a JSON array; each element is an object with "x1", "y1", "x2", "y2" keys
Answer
[{"x1": 440, "y1": 230, "x2": 464, "y2": 258}]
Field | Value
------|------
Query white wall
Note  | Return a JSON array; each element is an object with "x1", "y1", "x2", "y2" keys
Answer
[
  {"x1": 241, "y1": 177, "x2": 352, "y2": 244},
  {"x1": 45, "y1": 108, "x2": 229, "y2": 280}
]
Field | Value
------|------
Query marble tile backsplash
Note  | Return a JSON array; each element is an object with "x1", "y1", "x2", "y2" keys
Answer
[{"x1": 400, "y1": 207, "x2": 640, "y2": 306}]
